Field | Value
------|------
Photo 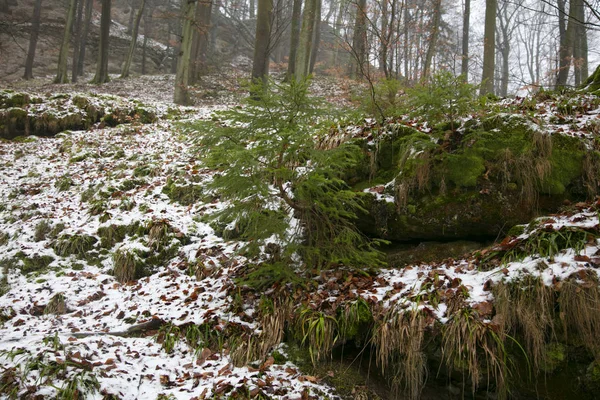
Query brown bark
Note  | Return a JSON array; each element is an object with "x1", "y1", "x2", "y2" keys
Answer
[
  {"x1": 92, "y1": 0, "x2": 111, "y2": 84},
  {"x1": 23, "y1": 0, "x2": 42, "y2": 80}
]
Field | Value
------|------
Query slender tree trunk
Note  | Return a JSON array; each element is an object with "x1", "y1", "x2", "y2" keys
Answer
[
  {"x1": 309, "y1": 0, "x2": 322, "y2": 74},
  {"x1": 556, "y1": 0, "x2": 576, "y2": 88},
  {"x1": 174, "y1": 0, "x2": 198, "y2": 105},
  {"x1": 190, "y1": 0, "x2": 213, "y2": 84},
  {"x1": 380, "y1": 0, "x2": 388, "y2": 76},
  {"x1": 127, "y1": 0, "x2": 136, "y2": 33},
  {"x1": 142, "y1": 3, "x2": 154, "y2": 75},
  {"x1": 480, "y1": 0, "x2": 496, "y2": 95},
  {"x1": 55, "y1": 0, "x2": 77, "y2": 83},
  {"x1": 121, "y1": 0, "x2": 146, "y2": 78},
  {"x1": 422, "y1": 0, "x2": 442, "y2": 79},
  {"x1": 295, "y1": 0, "x2": 317, "y2": 80},
  {"x1": 286, "y1": 0, "x2": 303, "y2": 78},
  {"x1": 77, "y1": 0, "x2": 93, "y2": 76},
  {"x1": 332, "y1": 0, "x2": 344, "y2": 67},
  {"x1": 249, "y1": 0, "x2": 255, "y2": 18},
  {"x1": 573, "y1": 0, "x2": 587, "y2": 84},
  {"x1": 92, "y1": 0, "x2": 111, "y2": 84},
  {"x1": 251, "y1": 0, "x2": 273, "y2": 84},
  {"x1": 461, "y1": 0, "x2": 470, "y2": 79},
  {"x1": 24, "y1": 0, "x2": 43, "y2": 80},
  {"x1": 350, "y1": 0, "x2": 367, "y2": 79},
  {"x1": 71, "y1": 0, "x2": 85, "y2": 82}
]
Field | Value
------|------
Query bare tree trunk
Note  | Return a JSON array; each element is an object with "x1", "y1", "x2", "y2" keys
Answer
[
  {"x1": 127, "y1": 0, "x2": 136, "y2": 33},
  {"x1": 480, "y1": 0, "x2": 496, "y2": 95},
  {"x1": 295, "y1": 0, "x2": 317, "y2": 80},
  {"x1": 286, "y1": 0, "x2": 302, "y2": 78},
  {"x1": 24, "y1": 0, "x2": 42, "y2": 80},
  {"x1": 174, "y1": 0, "x2": 198, "y2": 105},
  {"x1": 332, "y1": 0, "x2": 344, "y2": 67},
  {"x1": 422, "y1": 0, "x2": 442, "y2": 79},
  {"x1": 77, "y1": 0, "x2": 93, "y2": 77},
  {"x1": 309, "y1": 0, "x2": 321, "y2": 74},
  {"x1": 556, "y1": 0, "x2": 575, "y2": 88},
  {"x1": 55, "y1": 0, "x2": 77, "y2": 83},
  {"x1": 461, "y1": 0, "x2": 470, "y2": 79},
  {"x1": 121, "y1": 0, "x2": 146, "y2": 78},
  {"x1": 251, "y1": 0, "x2": 273, "y2": 84},
  {"x1": 573, "y1": 0, "x2": 587, "y2": 84},
  {"x1": 349, "y1": 0, "x2": 367, "y2": 79},
  {"x1": 190, "y1": 0, "x2": 213, "y2": 84},
  {"x1": 142, "y1": 3, "x2": 154, "y2": 75},
  {"x1": 249, "y1": 0, "x2": 255, "y2": 18},
  {"x1": 71, "y1": 0, "x2": 84, "y2": 82},
  {"x1": 92, "y1": 0, "x2": 111, "y2": 84}
]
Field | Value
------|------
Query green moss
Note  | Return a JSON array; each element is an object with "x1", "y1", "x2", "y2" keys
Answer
[
  {"x1": 162, "y1": 178, "x2": 203, "y2": 206},
  {"x1": 14, "y1": 252, "x2": 55, "y2": 274},
  {"x1": 55, "y1": 175, "x2": 74, "y2": 191},
  {"x1": 541, "y1": 343, "x2": 567, "y2": 373},
  {"x1": 97, "y1": 222, "x2": 141, "y2": 248},
  {"x1": 541, "y1": 135, "x2": 585, "y2": 195},
  {"x1": 52, "y1": 234, "x2": 98, "y2": 258},
  {"x1": 507, "y1": 224, "x2": 526, "y2": 237},
  {"x1": 443, "y1": 153, "x2": 485, "y2": 188}
]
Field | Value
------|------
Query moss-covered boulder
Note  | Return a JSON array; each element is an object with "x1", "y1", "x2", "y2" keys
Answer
[
  {"x1": 0, "y1": 90, "x2": 159, "y2": 140},
  {"x1": 355, "y1": 115, "x2": 599, "y2": 241}
]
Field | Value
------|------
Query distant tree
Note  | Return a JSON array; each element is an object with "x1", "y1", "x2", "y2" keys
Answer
[
  {"x1": 349, "y1": 0, "x2": 367, "y2": 79},
  {"x1": 55, "y1": 0, "x2": 77, "y2": 83},
  {"x1": 190, "y1": 0, "x2": 213, "y2": 84},
  {"x1": 461, "y1": 0, "x2": 470, "y2": 79},
  {"x1": 71, "y1": 0, "x2": 85, "y2": 82},
  {"x1": 77, "y1": 0, "x2": 93, "y2": 77},
  {"x1": 295, "y1": 0, "x2": 317, "y2": 80},
  {"x1": 121, "y1": 0, "x2": 146, "y2": 78},
  {"x1": 251, "y1": 0, "x2": 273, "y2": 84},
  {"x1": 309, "y1": 0, "x2": 322, "y2": 74},
  {"x1": 23, "y1": 0, "x2": 42, "y2": 80},
  {"x1": 174, "y1": 0, "x2": 198, "y2": 105},
  {"x1": 141, "y1": 0, "x2": 156, "y2": 74},
  {"x1": 285, "y1": 0, "x2": 302, "y2": 79},
  {"x1": 422, "y1": 0, "x2": 442, "y2": 79},
  {"x1": 480, "y1": 0, "x2": 497, "y2": 95},
  {"x1": 92, "y1": 0, "x2": 111, "y2": 84}
]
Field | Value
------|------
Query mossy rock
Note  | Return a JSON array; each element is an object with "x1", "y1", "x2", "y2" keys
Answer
[
  {"x1": 584, "y1": 64, "x2": 600, "y2": 92},
  {"x1": 353, "y1": 115, "x2": 594, "y2": 241}
]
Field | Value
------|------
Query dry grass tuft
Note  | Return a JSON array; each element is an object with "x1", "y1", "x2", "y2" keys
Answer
[
  {"x1": 442, "y1": 308, "x2": 508, "y2": 397},
  {"x1": 44, "y1": 292, "x2": 67, "y2": 315},
  {"x1": 113, "y1": 248, "x2": 139, "y2": 283},
  {"x1": 493, "y1": 276, "x2": 554, "y2": 370},
  {"x1": 558, "y1": 273, "x2": 600, "y2": 354},
  {"x1": 372, "y1": 309, "x2": 427, "y2": 400},
  {"x1": 231, "y1": 297, "x2": 292, "y2": 367}
]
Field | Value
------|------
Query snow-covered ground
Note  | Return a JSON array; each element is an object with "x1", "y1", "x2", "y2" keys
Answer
[{"x1": 1, "y1": 75, "x2": 600, "y2": 399}]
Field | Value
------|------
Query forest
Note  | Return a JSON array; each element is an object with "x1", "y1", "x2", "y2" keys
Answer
[{"x1": 1, "y1": 0, "x2": 600, "y2": 399}]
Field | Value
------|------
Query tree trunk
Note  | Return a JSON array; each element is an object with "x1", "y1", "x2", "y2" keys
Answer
[
  {"x1": 286, "y1": 0, "x2": 303, "y2": 78},
  {"x1": 71, "y1": 0, "x2": 85, "y2": 82},
  {"x1": 379, "y1": 0, "x2": 388, "y2": 76},
  {"x1": 127, "y1": 0, "x2": 136, "y2": 33},
  {"x1": 422, "y1": 0, "x2": 442, "y2": 80},
  {"x1": 174, "y1": 0, "x2": 198, "y2": 105},
  {"x1": 309, "y1": 0, "x2": 321, "y2": 74},
  {"x1": 295, "y1": 0, "x2": 317, "y2": 80},
  {"x1": 349, "y1": 0, "x2": 367, "y2": 79},
  {"x1": 142, "y1": 3, "x2": 154, "y2": 75},
  {"x1": 92, "y1": 0, "x2": 111, "y2": 84},
  {"x1": 251, "y1": 0, "x2": 273, "y2": 84},
  {"x1": 121, "y1": 0, "x2": 145, "y2": 78},
  {"x1": 190, "y1": 0, "x2": 213, "y2": 84},
  {"x1": 249, "y1": 0, "x2": 255, "y2": 18},
  {"x1": 556, "y1": 0, "x2": 575, "y2": 89},
  {"x1": 332, "y1": 0, "x2": 344, "y2": 67},
  {"x1": 480, "y1": 0, "x2": 496, "y2": 95},
  {"x1": 23, "y1": 0, "x2": 42, "y2": 80},
  {"x1": 77, "y1": 0, "x2": 93, "y2": 77},
  {"x1": 55, "y1": 0, "x2": 77, "y2": 83},
  {"x1": 573, "y1": 0, "x2": 587, "y2": 84},
  {"x1": 461, "y1": 0, "x2": 470, "y2": 79}
]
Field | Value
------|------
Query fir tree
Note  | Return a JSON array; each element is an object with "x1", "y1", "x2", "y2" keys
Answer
[{"x1": 196, "y1": 78, "x2": 384, "y2": 285}]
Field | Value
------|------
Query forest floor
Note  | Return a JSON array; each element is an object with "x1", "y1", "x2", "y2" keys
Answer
[{"x1": 1, "y1": 71, "x2": 600, "y2": 400}]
